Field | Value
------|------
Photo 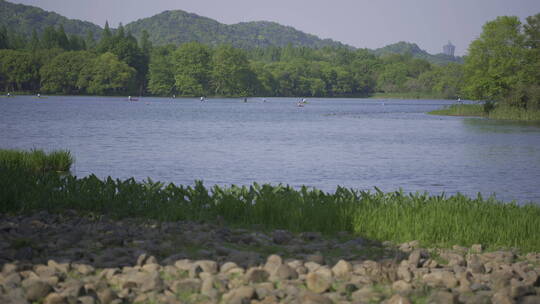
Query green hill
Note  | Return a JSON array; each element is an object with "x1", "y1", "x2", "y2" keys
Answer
[
  {"x1": 0, "y1": 0, "x2": 102, "y2": 37},
  {"x1": 124, "y1": 10, "x2": 346, "y2": 49},
  {"x1": 0, "y1": 0, "x2": 462, "y2": 66},
  {"x1": 374, "y1": 41, "x2": 463, "y2": 65}
]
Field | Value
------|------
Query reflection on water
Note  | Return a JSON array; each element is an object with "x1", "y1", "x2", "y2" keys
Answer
[{"x1": 0, "y1": 96, "x2": 539, "y2": 204}]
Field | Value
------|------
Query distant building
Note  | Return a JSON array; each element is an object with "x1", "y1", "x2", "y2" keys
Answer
[{"x1": 443, "y1": 41, "x2": 455, "y2": 57}]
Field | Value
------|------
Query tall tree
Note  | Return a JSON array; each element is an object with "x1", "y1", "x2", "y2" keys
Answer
[
  {"x1": 148, "y1": 45, "x2": 175, "y2": 96},
  {"x1": 173, "y1": 42, "x2": 211, "y2": 96},
  {"x1": 211, "y1": 45, "x2": 258, "y2": 96},
  {"x1": 464, "y1": 16, "x2": 525, "y2": 101}
]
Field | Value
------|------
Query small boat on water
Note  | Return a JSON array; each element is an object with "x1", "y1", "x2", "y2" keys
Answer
[{"x1": 128, "y1": 96, "x2": 138, "y2": 101}]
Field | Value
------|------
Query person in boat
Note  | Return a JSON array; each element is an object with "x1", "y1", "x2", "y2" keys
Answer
[
  {"x1": 200, "y1": 96, "x2": 205, "y2": 102},
  {"x1": 37, "y1": 93, "x2": 40, "y2": 98},
  {"x1": 6, "y1": 92, "x2": 10, "y2": 97}
]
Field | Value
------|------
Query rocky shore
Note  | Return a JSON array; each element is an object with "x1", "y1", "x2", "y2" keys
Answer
[{"x1": 0, "y1": 211, "x2": 539, "y2": 303}]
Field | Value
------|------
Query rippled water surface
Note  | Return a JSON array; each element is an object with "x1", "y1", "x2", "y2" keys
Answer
[{"x1": 1, "y1": 96, "x2": 540, "y2": 203}]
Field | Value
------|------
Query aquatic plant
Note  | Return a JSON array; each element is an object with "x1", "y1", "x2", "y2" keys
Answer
[
  {"x1": 1, "y1": 162, "x2": 538, "y2": 252},
  {"x1": 428, "y1": 104, "x2": 485, "y2": 117},
  {"x1": 429, "y1": 103, "x2": 540, "y2": 122},
  {"x1": 0, "y1": 149, "x2": 73, "y2": 173}
]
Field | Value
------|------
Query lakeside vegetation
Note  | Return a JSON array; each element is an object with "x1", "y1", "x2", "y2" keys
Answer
[
  {"x1": 429, "y1": 104, "x2": 540, "y2": 122},
  {"x1": 1, "y1": 12, "x2": 539, "y2": 121},
  {"x1": 1, "y1": 150, "x2": 539, "y2": 252},
  {"x1": 0, "y1": 149, "x2": 73, "y2": 172}
]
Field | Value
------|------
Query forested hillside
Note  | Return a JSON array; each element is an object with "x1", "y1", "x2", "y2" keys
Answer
[
  {"x1": 124, "y1": 10, "x2": 346, "y2": 49},
  {"x1": 374, "y1": 41, "x2": 463, "y2": 65},
  {"x1": 0, "y1": 0, "x2": 101, "y2": 38}
]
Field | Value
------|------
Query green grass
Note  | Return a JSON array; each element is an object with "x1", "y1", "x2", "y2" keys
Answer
[
  {"x1": 488, "y1": 106, "x2": 540, "y2": 122},
  {"x1": 370, "y1": 92, "x2": 446, "y2": 100},
  {"x1": 0, "y1": 149, "x2": 73, "y2": 173},
  {"x1": 429, "y1": 103, "x2": 540, "y2": 122},
  {"x1": 1, "y1": 161, "x2": 539, "y2": 252},
  {"x1": 428, "y1": 104, "x2": 485, "y2": 117}
]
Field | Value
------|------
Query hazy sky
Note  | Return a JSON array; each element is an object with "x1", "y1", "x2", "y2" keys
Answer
[{"x1": 10, "y1": 0, "x2": 540, "y2": 55}]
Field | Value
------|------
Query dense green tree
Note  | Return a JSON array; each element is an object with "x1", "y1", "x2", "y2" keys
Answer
[
  {"x1": 140, "y1": 30, "x2": 152, "y2": 55},
  {"x1": 0, "y1": 49, "x2": 39, "y2": 91},
  {"x1": 0, "y1": 26, "x2": 8, "y2": 49},
  {"x1": 28, "y1": 30, "x2": 39, "y2": 52},
  {"x1": 172, "y1": 42, "x2": 211, "y2": 96},
  {"x1": 464, "y1": 16, "x2": 525, "y2": 101},
  {"x1": 78, "y1": 52, "x2": 136, "y2": 95},
  {"x1": 148, "y1": 45, "x2": 176, "y2": 96},
  {"x1": 40, "y1": 51, "x2": 95, "y2": 94},
  {"x1": 212, "y1": 45, "x2": 258, "y2": 96}
]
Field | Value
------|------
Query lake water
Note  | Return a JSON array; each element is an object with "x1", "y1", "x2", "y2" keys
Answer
[{"x1": 1, "y1": 96, "x2": 539, "y2": 204}]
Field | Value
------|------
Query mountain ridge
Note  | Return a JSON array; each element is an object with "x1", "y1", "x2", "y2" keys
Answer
[
  {"x1": 123, "y1": 9, "x2": 347, "y2": 49},
  {"x1": 0, "y1": 0, "x2": 102, "y2": 38},
  {"x1": 1, "y1": 0, "x2": 460, "y2": 64}
]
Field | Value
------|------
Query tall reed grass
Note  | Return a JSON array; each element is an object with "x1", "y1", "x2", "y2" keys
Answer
[
  {"x1": 429, "y1": 104, "x2": 540, "y2": 122},
  {"x1": 428, "y1": 104, "x2": 485, "y2": 117},
  {"x1": 0, "y1": 149, "x2": 73, "y2": 172},
  {"x1": 1, "y1": 164, "x2": 538, "y2": 252},
  {"x1": 488, "y1": 106, "x2": 540, "y2": 122}
]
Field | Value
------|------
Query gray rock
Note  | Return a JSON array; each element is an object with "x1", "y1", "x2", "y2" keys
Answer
[
  {"x1": 195, "y1": 260, "x2": 218, "y2": 274},
  {"x1": 387, "y1": 294, "x2": 412, "y2": 304},
  {"x1": 408, "y1": 249, "x2": 427, "y2": 268},
  {"x1": 220, "y1": 261, "x2": 240, "y2": 274},
  {"x1": 139, "y1": 270, "x2": 164, "y2": 292},
  {"x1": 300, "y1": 232, "x2": 322, "y2": 241},
  {"x1": 427, "y1": 291, "x2": 457, "y2": 304},
  {"x1": 306, "y1": 254, "x2": 325, "y2": 265},
  {"x1": 305, "y1": 261, "x2": 321, "y2": 273},
  {"x1": 273, "y1": 264, "x2": 298, "y2": 280},
  {"x1": 263, "y1": 254, "x2": 282, "y2": 275},
  {"x1": 519, "y1": 296, "x2": 540, "y2": 304},
  {"x1": 397, "y1": 265, "x2": 413, "y2": 282},
  {"x1": 254, "y1": 282, "x2": 274, "y2": 299},
  {"x1": 306, "y1": 272, "x2": 332, "y2": 293},
  {"x1": 272, "y1": 230, "x2": 293, "y2": 245},
  {"x1": 201, "y1": 276, "x2": 217, "y2": 298},
  {"x1": 170, "y1": 279, "x2": 201, "y2": 294},
  {"x1": 470, "y1": 244, "x2": 483, "y2": 253},
  {"x1": 245, "y1": 268, "x2": 269, "y2": 283},
  {"x1": 77, "y1": 296, "x2": 96, "y2": 304},
  {"x1": 222, "y1": 286, "x2": 254, "y2": 304},
  {"x1": 97, "y1": 288, "x2": 117, "y2": 304},
  {"x1": 392, "y1": 280, "x2": 413, "y2": 292},
  {"x1": 331, "y1": 260, "x2": 352, "y2": 280},
  {"x1": 351, "y1": 286, "x2": 383, "y2": 303},
  {"x1": 22, "y1": 278, "x2": 51, "y2": 302},
  {"x1": 300, "y1": 290, "x2": 332, "y2": 304},
  {"x1": 43, "y1": 293, "x2": 67, "y2": 304},
  {"x1": 423, "y1": 271, "x2": 458, "y2": 288}
]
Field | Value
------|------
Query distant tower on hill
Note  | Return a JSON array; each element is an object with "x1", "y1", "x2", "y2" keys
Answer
[{"x1": 443, "y1": 41, "x2": 455, "y2": 57}]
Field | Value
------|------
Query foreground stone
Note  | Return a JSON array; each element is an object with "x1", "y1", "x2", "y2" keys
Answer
[{"x1": 0, "y1": 211, "x2": 539, "y2": 303}]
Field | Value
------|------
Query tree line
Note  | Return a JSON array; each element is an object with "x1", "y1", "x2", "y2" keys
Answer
[
  {"x1": 0, "y1": 22, "x2": 463, "y2": 98},
  {"x1": 0, "y1": 13, "x2": 539, "y2": 114}
]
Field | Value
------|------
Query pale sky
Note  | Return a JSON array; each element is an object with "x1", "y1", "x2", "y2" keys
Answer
[{"x1": 9, "y1": 0, "x2": 540, "y2": 55}]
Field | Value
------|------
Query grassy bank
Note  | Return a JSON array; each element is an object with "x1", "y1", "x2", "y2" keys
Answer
[
  {"x1": 1, "y1": 158, "x2": 539, "y2": 252},
  {"x1": 370, "y1": 92, "x2": 446, "y2": 100},
  {"x1": 0, "y1": 149, "x2": 73, "y2": 173},
  {"x1": 429, "y1": 103, "x2": 540, "y2": 122},
  {"x1": 428, "y1": 104, "x2": 485, "y2": 117}
]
